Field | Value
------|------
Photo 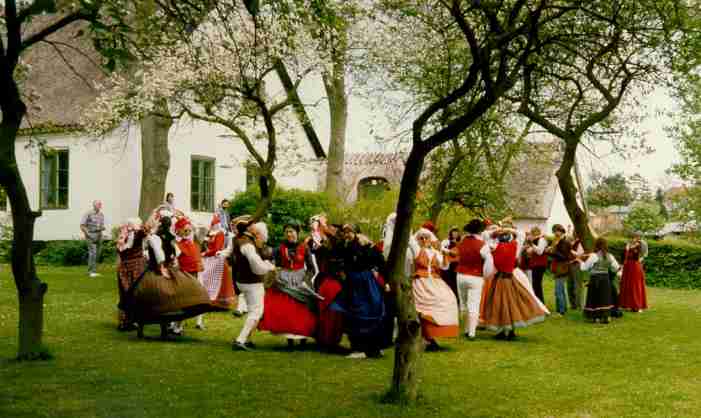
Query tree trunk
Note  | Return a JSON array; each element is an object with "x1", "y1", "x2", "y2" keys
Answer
[
  {"x1": 557, "y1": 139, "x2": 595, "y2": 250},
  {"x1": 323, "y1": 44, "x2": 348, "y2": 201},
  {"x1": 251, "y1": 171, "x2": 276, "y2": 221},
  {"x1": 384, "y1": 145, "x2": 427, "y2": 403},
  {"x1": 0, "y1": 99, "x2": 48, "y2": 360},
  {"x1": 138, "y1": 102, "x2": 172, "y2": 221}
]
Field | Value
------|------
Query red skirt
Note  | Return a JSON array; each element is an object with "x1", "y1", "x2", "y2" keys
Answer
[
  {"x1": 258, "y1": 288, "x2": 317, "y2": 337},
  {"x1": 619, "y1": 260, "x2": 648, "y2": 310},
  {"x1": 316, "y1": 275, "x2": 344, "y2": 347}
]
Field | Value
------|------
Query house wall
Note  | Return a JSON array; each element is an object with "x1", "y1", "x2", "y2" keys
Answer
[
  {"x1": 546, "y1": 182, "x2": 574, "y2": 234},
  {"x1": 14, "y1": 117, "x2": 321, "y2": 241}
]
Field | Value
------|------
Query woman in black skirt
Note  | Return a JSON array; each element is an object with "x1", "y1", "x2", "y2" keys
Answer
[{"x1": 577, "y1": 238, "x2": 621, "y2": 324}]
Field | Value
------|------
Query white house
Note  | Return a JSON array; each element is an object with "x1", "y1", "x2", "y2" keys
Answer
[
  {"x1": 10, "y1": 27, "x2": 324, "y2": 241},
  {"x1": 7, "y1": 22, "x2": 575, "y2": 241}
]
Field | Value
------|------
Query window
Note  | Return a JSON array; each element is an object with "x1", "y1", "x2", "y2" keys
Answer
[
  {"x1": 191, "y1": 157, "x2": 215, "y2": 212},
  {"x1": 40, "y1": 149, "x2": 69, "y2": 209}
]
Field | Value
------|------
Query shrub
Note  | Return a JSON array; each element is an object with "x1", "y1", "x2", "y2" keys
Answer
[
  {"x1": 35, "y1": 240, "x2": 117, "y2": 266},
  {"x1": 328, "y1": 189, "x2": 401, "y2": 241},
  {"x1": 228, "y1": 188, "x2": 331, "y2": 245},
  {"x1": 623, "y1": 202, "x2": 665, "y2": 235},
  {"x1": 606, "y1": 237, "x2": 701, "y2": 289},
  {"x1": 0, "y1": 220, "x2": 12, "y2": 263}
]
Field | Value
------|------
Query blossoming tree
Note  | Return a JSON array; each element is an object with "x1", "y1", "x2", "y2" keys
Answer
[{"x1": 85, "y1": 0, "x2": 334, "y2": 219}]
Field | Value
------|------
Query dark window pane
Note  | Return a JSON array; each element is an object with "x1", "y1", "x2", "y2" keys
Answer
[
  {"x1": 58, "y1": 150, "x2": 69, "y2": 171},
  {"x1": 58, "y1": 188, "x2": 68, "y2": 207},
  {"x1": 58, "y1": 169, "x2": 69, "y2": 190},
  {"x1": 191, "y1": 193, "x2": 199, "y2": 211}
]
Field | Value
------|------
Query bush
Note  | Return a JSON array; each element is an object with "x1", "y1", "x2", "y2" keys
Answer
[
  {"x1": 606, "y1": 237, "x2": 701, "y2": 289},
  {"x1": 228, "y1": 187, "x2": 408, "y2": 243},
  {"x1": 0, "y1": 220, "x2": 12, "y2": 263},
  {"x1": 328, "y1": 189, "x2": 401, "y2": 241},
  {"x1": 35, "y1": 240, "x2": 117, "y2": 266},
  {"x1": 228, "y1": 188, "x2": 331, "y2": 245}
]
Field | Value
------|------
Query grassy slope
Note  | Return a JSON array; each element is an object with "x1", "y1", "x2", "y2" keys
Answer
[{"x1": 1, "y1": 266, "x2": 700, "y2": 418}]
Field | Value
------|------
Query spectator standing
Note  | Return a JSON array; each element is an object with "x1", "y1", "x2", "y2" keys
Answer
[{"x1": 80, "y1": 200, "x2": 106, "y2": 277}]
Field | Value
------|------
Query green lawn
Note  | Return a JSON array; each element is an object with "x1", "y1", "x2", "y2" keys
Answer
[{"x1": 1, "y1": 265, "x2": 700, "y2": 418}]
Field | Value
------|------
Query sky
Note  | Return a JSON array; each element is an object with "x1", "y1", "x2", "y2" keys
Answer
[{"x1": 297, "y1": 75, "x2": 683, "y2": 191}]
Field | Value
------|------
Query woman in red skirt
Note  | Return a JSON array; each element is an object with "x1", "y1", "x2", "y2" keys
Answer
[
  {"x1": 619, "y1": 232, "x2": 648, "y2": 312},
  {"x1": 258, "y1": 223, "x2": 320, "y2": 349}
]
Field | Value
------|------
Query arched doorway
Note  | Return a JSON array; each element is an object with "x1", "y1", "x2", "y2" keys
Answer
[{"x1": 358, "y1": 177, "x2": 390, "y2": 200}]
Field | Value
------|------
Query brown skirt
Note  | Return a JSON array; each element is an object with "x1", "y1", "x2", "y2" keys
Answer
[
  {"x1": 481, "y1": 272, "x2": 547, "y2": 332},
  {"x1": 132, "y1": 268, "x2": 225, "y2": 317}
]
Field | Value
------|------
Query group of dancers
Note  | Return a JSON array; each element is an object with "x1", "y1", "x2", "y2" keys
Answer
[{"x1": 114, "y1": 202, "x2": 649, "y2": 357}]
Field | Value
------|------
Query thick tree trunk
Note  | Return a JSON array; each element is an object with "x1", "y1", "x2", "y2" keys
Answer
[
  {"x1": 557, "y1": 139, "x2": 595, "y2": 250},
  {"x1": 323, "y1": 52, "x2": 348, "y2": 201},
  {"x1": 251, "y1": 172, "x2": 276, "y2": 221},
  {"x1": 384, "y1": 145, "x2": 427, "y2": 403},
  {"x1": 138, "y1": 103, "x2": 172, "y2": 221},
  {"x1": 0, "y1": 99, "x2": 48, "y2": 360}
]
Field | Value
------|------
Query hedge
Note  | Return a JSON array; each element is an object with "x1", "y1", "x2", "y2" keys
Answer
[
  {"x1": 228, "y1": 187, "x2": 331, "y2": 246},
  {"x1": 606, "y1": 237, "x2": 701, "y2": 290},
  {"x1": 33, "y1": 240, "x2": 117, "y2": 266}
]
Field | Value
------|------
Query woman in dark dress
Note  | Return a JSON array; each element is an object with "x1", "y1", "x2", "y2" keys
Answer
[
  {"x1": 330, "y1": 224, "x2": 385, "y2": 359},
  {"x1": 577, "y1": 238, "x2": 621, "y2": 324}
]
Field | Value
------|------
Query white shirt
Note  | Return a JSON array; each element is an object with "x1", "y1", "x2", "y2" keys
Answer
[
  {"x1": 533, "y1": 236, "x2": 547, "y2": 255},
  {"x1": 240, "y1": 243, "x2": 275, "y2": 275},
  {"x1": 146, "y1": 235, "x2": 165, "y2": 264},
  {"x1": 579, "y1": 252, "x2": 620, "y2": 273}
]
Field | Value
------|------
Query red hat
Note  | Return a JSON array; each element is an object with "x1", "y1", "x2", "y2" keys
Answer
[
  {"x1": 210, "y1": 214, "x2": 221, "y2": 228},
  {"x1": 174, "y1": 217, "x2": 191, "y2": 232},
  {"x1": 421, "y1": 221, "x2": 436, "y2": 233}
]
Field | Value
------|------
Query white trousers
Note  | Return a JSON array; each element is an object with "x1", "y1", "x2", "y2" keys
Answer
[
  {"x1": 235, "y1": 283, "x2": 265, "y2": 344},
  {"x1": 456, "y1": 273, "x2": 483, "y2": 337}
]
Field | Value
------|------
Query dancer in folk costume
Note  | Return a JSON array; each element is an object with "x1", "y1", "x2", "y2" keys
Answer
[
  {"x1": 409, "y1": 228, "x2": 460, "y2": 351},
  {"x1": 619, "y1": 232, "x2": 648, "y2": 312},
  {"x1": 230, "y1": 221, "x2": 276, "y2": 351},
  {"x1": 453, "y1": 219, "x2": 494, "y2": 340},
  {"x1": 116, "y1": 218, "x2": 147, "y2": 331},
  {"x1": 330, "y1": 224, "x2": 386, "y2": 359},
  {"x1": 123, "y1": 215, "x2": 225, "y2": 338},
  {"x1": 525, "y1": 226, "x2": 548, "y2": 304},
  {"x1": 308, "y1": 215, "x2": 347, "y2": 353},
  {"x1": 577, "y1": 238, "x2": 621, "y2": 324},
  {"x1": 440, "y1": 227, "x2": 462, "y2": 300},
  {"x1": 378, "y1": 213, "x2": 399, "y2": 349},
  {"x1": 547, "y1": 224, "x2": 575, "y2": 315},
  {"x1": 481, "y1": 227, "x2": 548, "y2": 341},
  {"x1": 478, "y1": 220, "x2": 499, "y2": 323},
  {"x1": 228, "y1": 215, "x2": 254, "y2": 317},
  {"x1": 194, "y1": 214, "x2": 235, "y2": 329},
  {"x1": 169, "y1": 217, "x2": 205, "y2": 335},
  {"x1": 258, "y1": 222, "x2": 321, "y2": 349}
]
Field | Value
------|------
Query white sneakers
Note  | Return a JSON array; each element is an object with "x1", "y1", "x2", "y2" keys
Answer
[{"x1": 89, "y1": 272, "x2": 102, "y2": 278}]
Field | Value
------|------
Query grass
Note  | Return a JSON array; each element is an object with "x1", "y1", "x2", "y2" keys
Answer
[{"x1": 1, "y1": 265, "x2": 700, "y2": 418}]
